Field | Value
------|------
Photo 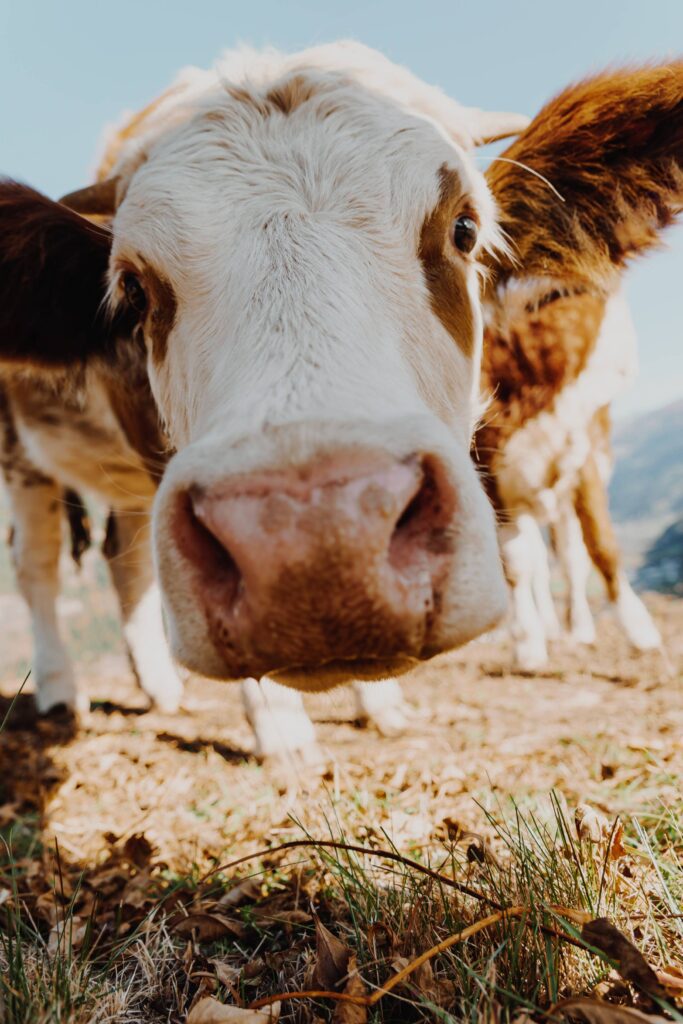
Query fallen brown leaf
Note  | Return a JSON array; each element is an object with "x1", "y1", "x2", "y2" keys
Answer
[
  {"x1": 173, "y1": 912, "x2": 248, "y2": 943},
  {"x1": 608, "y1": 821, "x2": 627, "y2": 862},
  {"x1": 122, "y1": 833, "x2": 154, "y2": 868},
  {"x1": 217, "y1": 877, "x2": 262, "y2": 909},
  {"x1": 332, "y1": 956, "x2": 367, "y2": 1024},
  {"x1": 187, "y1": 997, "x2": 280, "y2": 1023},
  {"x1": 657, "y1": 964, "x2": 683, "y2": 996},
  {"x1": 47, "y1": 917, "x2": 89, "y2": 955},
  {"x1": 553, "y1": 996, "x2": 671, "y2": 1023},
  {"x1": 581, "y1": 918, "x2": 665, "y2": 998},
  {"x1": 312, "y1": 917, "x2": 351, "y2": 990},
  {"x1": 209, "y1": 958, "x2": 242, "y2": 989}
]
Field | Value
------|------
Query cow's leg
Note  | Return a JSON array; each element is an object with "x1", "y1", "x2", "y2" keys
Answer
[
  {"x1": 4, "y1": 475, "x2": 82, "y2": 712},
  {"x1": 103, "y1": 510, "x2": 184, "y2": 712},
  {"x1": 575, "y1": 455, "x2": 661, "y2": 650},
  {"x1": 501, "y1": 514, "x2": 549, "y2": 671},
  {"x1": 527, "y1": 519, "x2": 562, "y2": 642},
  {"x1": 551, "y1": 501, "x2": 596, "y2": 644},
  {"x1": 241, "y1": 676, "x2": 320, "y2": 762},
  {"x1": 352, "y1": 679, "x2": 408, "y2": 737}
]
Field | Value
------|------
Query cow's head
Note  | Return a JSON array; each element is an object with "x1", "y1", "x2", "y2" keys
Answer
[{"x1": 1, "y1": 46, "x2": 681, "y2": 687}]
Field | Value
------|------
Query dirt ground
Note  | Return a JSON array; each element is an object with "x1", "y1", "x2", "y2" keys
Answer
[
  {"x1": 2, "y1": 513, "x2": 683, "y2": 1021},
  {"x1": 1, "y1": 522, "x2": 682, "y2": 879}
]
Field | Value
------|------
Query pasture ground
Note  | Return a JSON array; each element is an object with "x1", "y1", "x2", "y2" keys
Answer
[{"x1": 0, "y1": 514, "x2": 682, "y2": 1023}]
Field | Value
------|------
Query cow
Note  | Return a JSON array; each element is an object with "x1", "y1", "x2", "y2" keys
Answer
[{"x1": 1, "y1": 45, "x2": 681, "y2": 732}]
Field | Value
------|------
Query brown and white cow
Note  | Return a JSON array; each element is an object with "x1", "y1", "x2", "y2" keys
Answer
[
  {"x1": 477, "y1": 289, "x2": 662, "y2": 670},
  {"x1": 1, "y1": 46, "x2": 682, "y2": 726}
]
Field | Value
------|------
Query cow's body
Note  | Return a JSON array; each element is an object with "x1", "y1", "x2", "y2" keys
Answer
[
  {"x1": 1, "y1": 45, "x2": 681, "y2": 707},
  {"x1": 478, "y1": 286, "x2": 661, "y2": 669}
]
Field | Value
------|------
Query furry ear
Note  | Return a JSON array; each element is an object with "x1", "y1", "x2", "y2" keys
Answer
[
  {"x1": 485, "y1": 62, "x2": 683, "y2": 289},
  {"x1": 0, "y1": 180, "x2": 126, "y2": 367},
  {"x1": 59, "y1": 177, "x2": 121, "y2": 216}
]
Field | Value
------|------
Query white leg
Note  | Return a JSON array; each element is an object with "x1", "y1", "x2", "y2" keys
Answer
[
  {"x1": 552, "y1": 504, "x2": 596, "y2": 644},
  {"x1": 5, "y1": 477, "x2": 83, "y2": 713},
  {"x1": 501, "y1": 515, "x2": 548, "y2": 671},
  {"x1": 528, "y1": 520, "x2": 562, "y2": 641},
  {"x1": 352, "y1": 679, "x2": 408, "y2": 737},
  {"x1": 104, "y1": 511, "x2": 183, "y2": 712},
  {"x1": 613, "y1": 573, "x2": 661, "y2": 651},
  {"x1": 241, "y1": 676, "x2": 320, "y2": 761}
]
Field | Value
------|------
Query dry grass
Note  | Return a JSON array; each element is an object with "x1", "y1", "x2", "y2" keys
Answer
[{"x1": 1, "y1": 508, "x2": 683, "y2": 1022}]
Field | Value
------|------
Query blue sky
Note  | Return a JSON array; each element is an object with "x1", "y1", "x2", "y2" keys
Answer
[{"x1": 1, "y1": 0, "x2": 681, "y2": 418}]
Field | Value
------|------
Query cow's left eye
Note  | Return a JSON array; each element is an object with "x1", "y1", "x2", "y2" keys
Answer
[
  {"x1": 123, "y1": 272, "x2": 147, "y2": 314},
  {"x1": 451, "y1": 215, "x2": 478, "y2": 255}
]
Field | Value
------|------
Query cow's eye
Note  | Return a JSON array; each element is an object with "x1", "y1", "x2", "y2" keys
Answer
[
  {"x1": 123, "y1": 272, "x2": 147, "y2": 314},
  {"x1": 451, "y1": 215, "x2": 478, "y2": 255}
]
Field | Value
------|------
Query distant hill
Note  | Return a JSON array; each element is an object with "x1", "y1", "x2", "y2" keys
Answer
[
  {"x1": 636, "y1": 517, "x2": 683, "y2": 596},
  {"x1": 610, "y1": 399, "x2": 683, "y2": 524},
  {"x1": 610, "y1": 399, "x2": 683, "y2": 590}
]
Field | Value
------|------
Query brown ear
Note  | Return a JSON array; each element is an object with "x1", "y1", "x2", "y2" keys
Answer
[
  {"x1": 486, "y1": 62, "x2": 683, "y2": 288},
  {"x1": 0, "y1": 180, "x2": 130, "y2": 367},
  {"x1": 59, "y1": 177, "x2": 121, "y2": 216}
]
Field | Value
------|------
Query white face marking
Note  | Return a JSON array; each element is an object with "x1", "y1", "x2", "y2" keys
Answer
[{"x1": 102, "y1": 44, "x2": 508, "y2": 681}]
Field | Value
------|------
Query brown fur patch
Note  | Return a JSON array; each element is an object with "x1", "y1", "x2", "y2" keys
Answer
[
  {"x1": 100, "y1": 340, "x2": 170, "y2": 482},
  {"x1": 574, "y1": 451, "x2": 622, "y2": 600},
  {"x1": 485, "y1": 63, "x2": 683, "y2": 291},
  {"x1": 117, "y1": 257, "x2": 177, "y2": 366},
  {"x1": 474, "y1": 291, "x2": 607, "y2": 505},
  {"x1": 143, "y1": 263, "x2": 177, "y2": 365},
  {"x1": 418, "y1": 167, "x2": 477, "y2": 356},
  {"x1": 0, "y1": 181, "x2": 125, "y2": 368},
  {"x1": 265, "y1": 74, "x2": 319, "y2": 114}
]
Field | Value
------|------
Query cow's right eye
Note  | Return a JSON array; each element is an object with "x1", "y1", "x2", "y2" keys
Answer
[{"x1": 123, "y1": 272, "x2": 147, "y2": 314}]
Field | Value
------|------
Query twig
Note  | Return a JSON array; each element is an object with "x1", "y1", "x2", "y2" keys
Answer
[
  {"x1": 200, "y1": 838, "x2": 585, "y2": 950},
  {"x1": 249, "y1": 907, "x2": 527, "y2": 1009}
]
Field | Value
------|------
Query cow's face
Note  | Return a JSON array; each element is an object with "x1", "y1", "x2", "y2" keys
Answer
[{"x1": 101, "y1": 65, "x2": 508, "y2": 682}]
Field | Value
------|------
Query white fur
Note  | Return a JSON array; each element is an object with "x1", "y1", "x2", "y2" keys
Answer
[
  {"x1": 121, "y1": 583, "x2": 184, "y2": 712},
  {"x1": 241, "y1": 676, "x2": 319, "y2": 760},
  {"x1": 613, "y1": 574, "x2": 662, "y2": 650},
  {"x1": 97, "y1": 42, "x2": 509, "y2": 679},
  {"x1": 553, "y1": 503, "x2": 596, "y2": 644},
  {"x1": 4, "y1": 476, "x2": 85, "y2": 713},
  {"x1": 352, "y1": 678, "x2": 409, "y2": 737},
  {"x1": 500, "y1": 515, "x2": 550, "y2": 672}
]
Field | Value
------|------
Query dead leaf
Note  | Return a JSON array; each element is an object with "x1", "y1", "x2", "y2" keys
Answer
[
  {"x1": 312, "y1": 917, "x2": 351, "y2": 990},
  {"x1": 581, "y1": 918, "x2": 665, "y2": 998},
  {"x1": 252, "y1": 908, "x2": 311, "y2": 928},
  {"x1": 187, "y1": 997, "x2": 280, "y2": 1023},
  {"x1": 173, "y1": 912, "x2": 248, "y2": 943},
  {"x1": 608, "y1": 822, "x2": 627, "y2": 862},
  {"x1": 217, "y1": 877, "x2": 262, "y2": 909},
  {"x1": 47, "y1": 917, "x2": 89, "y2": 955},
  {"x1": 209, "y1": 959, "x2": 242, "y2": 988},
  {"x1": 366, "y1": 921, "x2": 396, "y2": 955},
  {"x1": 657, "y1": 964, "x2": 683, "y2": 995},
  {"x1": 575, "y1": 805, "x2": 610, "y2": 843},
  {"x1": 553, "y1": 996, "x2": 671, "y2": 1023},
  {"x1": 332, "y1": 956, "x2": 367, "y2": 1024},
  {"x1": 123, "y1": 833, "x2": 154, "y2": 868},
  {"x1": 412, "y1": 957, "x2": 437, "y2": 998}
]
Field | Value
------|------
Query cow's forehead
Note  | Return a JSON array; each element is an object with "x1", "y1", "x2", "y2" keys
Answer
[{"x1": 111, "y1": 70, "x2": 493, "y2": 264}]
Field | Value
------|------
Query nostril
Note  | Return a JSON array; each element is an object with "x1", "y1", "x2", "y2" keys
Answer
[
  {"x1": 389, "y1": 458, "x2": 453, "y2": 574},
  {"x1": 175, "y1": 490, "x2": 243, "y2": 607}
]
